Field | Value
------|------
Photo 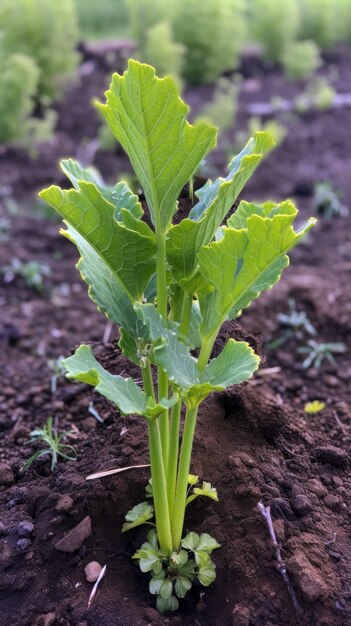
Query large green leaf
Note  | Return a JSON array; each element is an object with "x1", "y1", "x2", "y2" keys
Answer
[
  {"x1": 64, "y1": 344, "x2": 176, "y2": 418},
  {"x1": 63, "y1": 224, "x2": 147, "y2": 349},
  {"x1": 205, "y1": 339, "x2": 260, "y2": 387},
  {"x1": 135, "y1": 304, "x2": 259, "y2": 407},
  {"x1": 40, "y1": 181, "x2": 156, "y2": 301},
  {"x1": 61, "y1": 158, "x2": 143, "y2": 221},
  {"x1": 98, "y1": 60, "x2": 217, "y2": 230},
  {"x1": 63, "y1": 344, "x2": 148, "y2": 415},
  {"x1": 167, "y1": 132, "x2": 274, "y2": 286},
  {"x1": 198, "y1": 202, "x2": 316, "y2": 339}
]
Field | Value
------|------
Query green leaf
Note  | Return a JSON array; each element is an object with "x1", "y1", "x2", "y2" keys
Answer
[
  {"x1": 186, "y1": 481, "x2": 218, "y2": 506},
  {"x1": 98, "y1": 60, "x2": 217, "y2": 230},
  {"x1": 40, "y1": 181, "x2": 155, "y2": 301},
  {"x1": 194, "y1": 550, "x2": 211, "y2": 568},
  {"x1": 135, "y1": 548, "x2": 162, "y2": 573},
  {"x1": 174, "y1": 575, "x2": 192, "y2": 598},
  {"x1": 135, "y1": 303, "x2": 200, "y2": 389},
  {"x1": 198, "y1": 201, "x2": 316, "y2": 339},
  {"x1": 63, "y1": 344, "x2": 173, "y2": 420},
  {"x1": 205, "y1": 339, "x2": 260, "y2": 387},
  {"x1": 198, "y1": 561, "x2": 216, "y2": 586},
  {"x1": 181, "y1": 532, "x2": 199, "y2": 551},
  {"x1": 196, "y1": 533, "x2": 221, "y2": 553},
  {"x1": 188, "y1": 474, "x2": 199, "y2": 486},
  {"x1": 63, "y1": 225, "x2": 147, "y2": 350},
  {"x1": 122, "y1": 501, "x2": 154, "y2": 532},
  {"x1": 170, "y1": 550, "x2": 188, "y2": 568},
  {"x1": 61, "y1": 158, "x2": 143, "y2": 221},
  {"x1": 167, "y1": 132, "x2": 274, "y2": 286},
  {"x1": 179, "y1": 559, "x2": 196, "y2": 578},
  {"x1": 156, "y1": 594, "x2": 179, "y2": 612},
  {"x1": 190, "y1": 131, "x2": 275, "y2": 221},
  {"x1": 159, "y1": 578, "x2": 173, "y2": 600},
  {"x1": 149, "y1": 570, "x2": 166, "y2": 595},
  {"x1": 63, "y1": 344, "x2": 148, "y2": 415}
]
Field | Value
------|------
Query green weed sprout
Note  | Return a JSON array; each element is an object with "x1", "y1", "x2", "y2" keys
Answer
[
  {"x1": 267, "y1": 298, "x2": 316, "y2": 350},
  {"x1": 23, "y1": 417, "x2": 77, "y2": 472},
  {"x1": 2, "y1": 258, "x2": 50, "y2": 291},
  {"x1": 48, "y1": 356, "x2": 66, "y2": 393},
  {"x1": 40, "y1": 61, "x2": 316, "y2": 612},
  {"x1": 298, "y1": 339, "x2": 346, "y2": 369},
  {"x1": 312, "y1": 182, "x2": 349, "y2": 219}
]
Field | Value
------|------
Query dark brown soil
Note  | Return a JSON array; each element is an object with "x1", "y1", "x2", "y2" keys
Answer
[{"x1": 1, "y1": 45, "x2": 351, "y2": 626}]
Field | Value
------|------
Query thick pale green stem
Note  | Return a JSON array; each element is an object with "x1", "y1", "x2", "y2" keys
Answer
[
  {"x1": 179, "y1": 293, "x2": 192, "y2": 337},
  {"x1": 148, "y1": 420, "x2": 173, "y2": 554},
  {"x1": 166, "y1": 397, "x2": 182, "y2": 517},
  {"x1": 171, "y1": 405, "x2": 199, "y2": 551},
  {"x1": 197, "y1": 327, "x2": 220, "y2": 372},
  {"x1": 142, "y1": 362, "x2": 172, "y2": 554},
  {"x1": 156, "y1": 228, "x2": 169, "y2": 467}
]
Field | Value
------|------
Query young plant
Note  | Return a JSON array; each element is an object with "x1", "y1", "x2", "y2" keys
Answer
[
  {"x1": 48, "y1": 356, "x2": 66, "y2": 393},
  {"x1": 282, "y1": 40, "x2": 321, "y2": 80},
  {"x1": 2, "y1": 258, "x2": 50, "y2": 292},
  {"x1": 298, "y1": 339, "x2": 346, "y2": 369},
  {"x1": 23, "y1": 416, "x2": 77, "y2": 472},
  {"x1": 267, "y1": 298, "x2": 316, "y2": 350},
  {"x1": 312, "y1": 182, "x2": 349, "y2": 219},
  {"x1": 40, "y1": 61, "x2": 315, "y2": 611}
]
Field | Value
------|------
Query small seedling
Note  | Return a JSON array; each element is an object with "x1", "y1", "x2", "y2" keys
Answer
[
  {"x1": 312, "y1": 182, "x2": 349, "y2": 219},
  {"x1": 2, "y1": 258, "x2": 50, "y2": 291},
  {"x1": 298, "y1": 340, "x2": 346, "y2": 369},
  {"x1": 23, "y1": 416, "x2": 77, "y2": 472},
  {"x1": 40, "y1": 61, "x2": 315, "y2": 612},
  {"x1": 267, "y1": 298, "x2": 316, "y2": 349},
  {"x1": 48, "y1": 356, "x2": 65, "y2": 393},
  {"x1": 304, "y1": 400, "x2": 325, "y2": 414}
]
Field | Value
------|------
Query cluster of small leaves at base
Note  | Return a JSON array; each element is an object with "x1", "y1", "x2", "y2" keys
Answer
[
  {"x1": 133, "y1": 529, "x2": 220, "y2": 612},
  {"x1": 23, "y1": 417, "x2": 77, "y2": 472},
  {"x1": 122, "y1": 474, "x2": 218, "y2": 533}
]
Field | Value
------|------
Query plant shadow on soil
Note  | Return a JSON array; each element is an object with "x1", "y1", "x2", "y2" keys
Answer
[{"x1": 0, "y1": 46, "x2": 351, "y2": 626}]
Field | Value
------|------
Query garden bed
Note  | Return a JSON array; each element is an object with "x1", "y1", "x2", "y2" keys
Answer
[{"x1": 0, "y1": 47, "x2": 351, "y2": 626}]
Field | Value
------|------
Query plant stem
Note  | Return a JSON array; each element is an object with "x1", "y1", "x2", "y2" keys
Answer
[
  {"x1": 156, "y1": 228, "x2": 169, "y2": 467},
  {"x1": 142, "y1": 362, "x2": 172, "y2": 554},
  {"x1": 171, "y1": 405, "x2": 199, "y2": 551},
  {"x1": 179, "y1": 293, "x2": 192, "y2": 337},
  {"x1": 148, "y1": 420, "x2": 173, "y2": 554},
  {"x1": 197, "y1": 328, "x2": 219, "y2": 372},
  {"x1": 167, "y1": 397, "x2": 182, "y2": 517}
]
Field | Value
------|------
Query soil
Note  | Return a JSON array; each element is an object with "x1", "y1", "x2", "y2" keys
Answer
[{"x1": 1, "y1": 45, "x2": 351, "y2": 626}]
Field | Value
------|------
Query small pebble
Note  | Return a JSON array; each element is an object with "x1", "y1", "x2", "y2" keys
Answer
[
  {"x1": 315, "y1": 445, "x2": 348, "y2": 469},
  {"x1": 323, "y1": 494, "x2": 341, "y2": 511},
  {"x1": 17, "y1": 521, "x2": 34, "y2": 538},
  {"x1": 84, "y1": 561, "x2": 102, "y2": 583},
  {"x1": 0, "y1": 522, "x2": 9, "y2": 536},
  {"x1": 0, "y1": 463, "x2": 15, "y2": 486},
  {"x1": 306, "y1": 479, "x2": 328, "y2": 497},
  {"x1": 290, "y1": 494, "x2": 312, "y2": 516},
  {"x1": 16, "y1": 538, "x2": 31, "y2": 551},
  {"x1": 56, "y1": 494, "x2": 74, "y2": 514}
]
